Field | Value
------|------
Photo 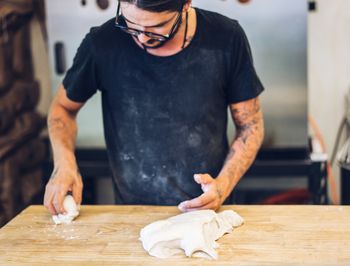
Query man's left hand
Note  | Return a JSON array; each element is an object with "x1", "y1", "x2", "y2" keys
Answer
[{"x1": 178, "y1": 174, "x2": 228, "y2": 212}]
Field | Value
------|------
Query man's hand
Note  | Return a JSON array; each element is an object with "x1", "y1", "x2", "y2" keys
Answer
[
  {"x1": 177, "y1": 174, "x2": 228, "y2": 212},
  {"x1": 45, "y1": 85, "x2": 85, "y2": 215},
  {"x1": 44, "y1": 166, "x2": 83, "y2": 215}
]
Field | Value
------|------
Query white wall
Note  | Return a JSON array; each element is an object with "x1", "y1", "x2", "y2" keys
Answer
[{"x1": 308, "y1": 0, "x2": 350, "y2": 197}]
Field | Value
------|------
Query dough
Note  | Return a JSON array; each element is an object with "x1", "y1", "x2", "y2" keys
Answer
[
  {"x1": 52, "y1": 195, "x2": 79, "y2": 225},
  {"x1": 139, "y1": 210, "x2": 244, "y2": 260}
]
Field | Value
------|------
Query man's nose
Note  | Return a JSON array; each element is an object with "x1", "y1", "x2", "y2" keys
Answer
[{"x1": 137, "y1": 33, "x2": 151, "y2": 44}]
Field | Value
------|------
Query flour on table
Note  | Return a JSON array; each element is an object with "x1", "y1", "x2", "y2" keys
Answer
[
  {"x1": 52, "y1": 195, "x2": 79, "y2": 225},
  {"x1": 139, "y1": 209, "x2": 244, "y2": 260}
]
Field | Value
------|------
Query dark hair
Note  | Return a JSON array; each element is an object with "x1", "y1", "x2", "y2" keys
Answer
[{"x1": 119, "y1": 0, "x2": 189, "y2": 12}]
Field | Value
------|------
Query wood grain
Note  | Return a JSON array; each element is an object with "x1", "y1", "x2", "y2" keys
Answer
[{"x1": 0, "y1": 205, "x2": 349, "y2": 265}]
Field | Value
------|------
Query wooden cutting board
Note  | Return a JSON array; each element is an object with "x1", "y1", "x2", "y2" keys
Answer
[{"x1": 0, "y1": 205, "x2": 349, "y2": 265}]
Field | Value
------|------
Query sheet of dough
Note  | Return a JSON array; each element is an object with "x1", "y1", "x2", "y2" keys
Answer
[{"x1": 139, "y1": 209, "x2": 244, "y2": 260}]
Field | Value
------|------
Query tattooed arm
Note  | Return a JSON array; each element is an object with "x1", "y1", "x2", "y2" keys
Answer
[
  {"x1": 178, "y1": 97, "x2": 264, "y2": 212},
  {"x1": 44, "y1": 84, "x2": 85, "y2": 215},
  {"x1": 217, "y1": 97, "x2": 264, "y2": 198}
]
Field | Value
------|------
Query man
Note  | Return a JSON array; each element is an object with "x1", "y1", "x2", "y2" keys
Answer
[{"x1": 44, "y1": 0, "x2": 264, "y2": 215}]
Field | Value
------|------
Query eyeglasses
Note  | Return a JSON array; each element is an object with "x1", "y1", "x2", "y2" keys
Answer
[{"x1": 114, "y1": 2, "x2": 182, "y2": 42}]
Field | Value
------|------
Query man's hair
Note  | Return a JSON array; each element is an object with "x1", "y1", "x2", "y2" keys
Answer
[{"x1": 119, "y1": 0, "x2": 189, "y2": 12}]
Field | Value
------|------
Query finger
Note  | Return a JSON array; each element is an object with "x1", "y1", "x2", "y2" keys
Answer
[
  {"x1": 194, "y1": 174, "x2": 214, "y2": 193},
  {"x1": 72, "y1": 181, "x2": 83, "y2": 209},
  {"x1": 178, "y1": 192, "x2": 215, "y2": 211},
  {"x1": 182, "y1": 201, "x2": 216, "y2": 212},
  {"x1": 184, "y1": 198, "x2": 223, "y2": 212},
  {"x1": 53, "y1": 188, "x2": 68, "y2": 214},
  {"x1": 45, "y1": 195, "x2": 57, "y2": 215},
  {"x1": 194, "y1": 174, "x2": 213, "y2": 185},
  {"x1": 44, "y1": 186, "x2": 57, "y2": 215}
]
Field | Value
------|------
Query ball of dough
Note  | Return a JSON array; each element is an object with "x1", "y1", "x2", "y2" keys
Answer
[
  {"x1": 52, "y1": 195, "x2": 80, "y2": 225},
  {"x1": 63, "y1": 195, "x2": 78, "y2": 214}
]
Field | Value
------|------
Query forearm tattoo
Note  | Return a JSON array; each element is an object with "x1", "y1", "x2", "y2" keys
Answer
[
  {"x1": 48, "y1": 117, "x2": 66, "y2": 131},
  {"x1": 48, "y1": 114, "x2": 77, "y2": 154},
  {"x1": 222, "y1": 98, "x2": 264, "y2": 186},
  {"x1": 216, "y1": 187, "x2": 223, "y2": 201}
]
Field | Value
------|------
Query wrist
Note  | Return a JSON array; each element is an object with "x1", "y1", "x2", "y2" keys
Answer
[
  {"x1": 216, "y1": 175, "x2": 234, "y2": 200},
  {"x1": 54, "y1": 152, "x2": 78, "y2": 171}
]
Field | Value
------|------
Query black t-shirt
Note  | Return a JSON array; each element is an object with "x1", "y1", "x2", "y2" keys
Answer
[{"x1": 63, "y1": 8, "x2": 264, "y2": 205}]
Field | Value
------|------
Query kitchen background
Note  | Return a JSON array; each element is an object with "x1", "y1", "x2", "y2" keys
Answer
[{"x1": 0, "y1": 0, "x2": 349, "y2": 226}]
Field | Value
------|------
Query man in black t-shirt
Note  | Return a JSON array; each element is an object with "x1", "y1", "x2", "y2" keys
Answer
[{"x1": 44, "y1": 0, "x2": 264, "y2": 215}]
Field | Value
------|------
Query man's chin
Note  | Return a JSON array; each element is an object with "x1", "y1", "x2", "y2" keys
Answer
[
  {"x1": 133, "y1": 37, "x2": 162, "y2": 49},
  {"x1": 141, "y1": 40, "x2": 163, "y2": 49},
  {"x1": 142, "y1": 43, "x2": 162, "y2": 49}
]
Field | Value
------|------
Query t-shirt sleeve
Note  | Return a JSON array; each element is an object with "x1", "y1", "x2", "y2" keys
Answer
[
  {"x1": 225, "y1": 22, "x2": 264, "y2": 104},
  {"x1": 62, "y1": 30, "x2": 99, "y2": 102}
]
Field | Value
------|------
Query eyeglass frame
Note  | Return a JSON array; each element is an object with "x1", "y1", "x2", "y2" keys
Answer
[{"x1": 114, "y1": 1, "x2": 183, "y2": 42}]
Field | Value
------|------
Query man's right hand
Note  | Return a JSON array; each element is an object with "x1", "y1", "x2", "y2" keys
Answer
[
  {"x1": 45, "y1": 85, "x2": 85, "y2": 215},
  {"x1": 44, "y1": 166, "x2": 83, "y2": 215}
]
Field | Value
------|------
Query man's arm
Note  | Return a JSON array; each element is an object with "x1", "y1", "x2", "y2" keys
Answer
[
  {"x1": 44, "y1": 85, "x2": 85, "y2": 215},
  {"x1": 178, "y1": 97, "x2": 264, "y2": 212},
  {"x1": 217, "y1": 97, "x2": 264, "y2": 198}
]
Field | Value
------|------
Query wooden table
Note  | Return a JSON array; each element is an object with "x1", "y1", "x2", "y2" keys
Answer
[{"x1": 0, "y1": 205, "x2": 349, "y2": 265}]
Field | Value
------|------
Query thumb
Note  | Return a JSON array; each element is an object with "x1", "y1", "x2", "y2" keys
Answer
[
  {"x1": 194, "y1": 174, "x2": 213, "y2": 185},
  {"x1": 72, "y1": 184, "x2": 83, "y2": 210}
]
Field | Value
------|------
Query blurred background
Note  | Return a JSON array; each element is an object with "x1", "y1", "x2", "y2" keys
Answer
[{"x1": 0, "y1": 0, "x2": 349, "y2": 227}]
